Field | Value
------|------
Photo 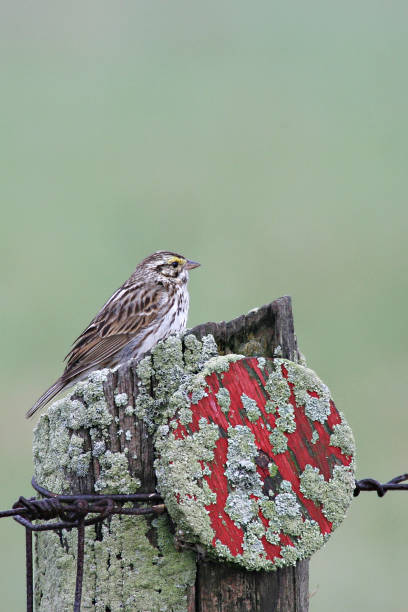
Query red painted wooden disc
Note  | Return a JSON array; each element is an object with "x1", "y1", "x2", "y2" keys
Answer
[{"x1": 156, "y1": 357, "x2": 355, "y2": 570}]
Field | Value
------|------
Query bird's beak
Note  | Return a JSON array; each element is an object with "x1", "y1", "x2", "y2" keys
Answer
[{"x1": 185, "y1": 259, "x2": 201, "y2": 270}]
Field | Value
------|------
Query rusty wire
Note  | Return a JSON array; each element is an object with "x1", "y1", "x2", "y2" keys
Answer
[
  {"x1": 0, "y1": 474, "x2": 407, "y2": 612},
  {"x1": 1, "y1": 477, "x2": 164, "y2": 612}
]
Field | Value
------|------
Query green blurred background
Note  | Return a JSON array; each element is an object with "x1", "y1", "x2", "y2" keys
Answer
[{"x1": 1, "y1": 1, "x2": 407, "y2": 609}]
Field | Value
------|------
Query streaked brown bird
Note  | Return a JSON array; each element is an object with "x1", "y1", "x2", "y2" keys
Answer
[{"x1": 27, "y1": 250, "x2": 200, "y2": 418}]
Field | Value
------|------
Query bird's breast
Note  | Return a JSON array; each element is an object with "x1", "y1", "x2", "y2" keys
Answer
[{"x1": 116, "y1": 285, "x2": 189, "y2": 363}]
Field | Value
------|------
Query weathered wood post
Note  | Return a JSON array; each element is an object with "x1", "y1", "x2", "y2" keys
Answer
[
  {"x1": 182, "y1": 297, "x2": 308, "y2": 611},
  {"x1": 33, "y1": 296, "x2": 355, "y2": 611}
]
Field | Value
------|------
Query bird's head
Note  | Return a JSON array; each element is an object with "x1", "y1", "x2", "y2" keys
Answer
[{"x1": 141, "y1": 251, "x2": 200, "y2": 284}]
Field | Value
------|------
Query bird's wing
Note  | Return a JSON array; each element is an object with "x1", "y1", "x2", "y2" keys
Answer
[{"x1": 62, "y1": 282, "x2": 167, "y2": 380}]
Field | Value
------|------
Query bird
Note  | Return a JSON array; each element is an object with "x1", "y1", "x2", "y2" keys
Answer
[{"x1": 27, "y1": 250, "x2": 200, "y2": 418}]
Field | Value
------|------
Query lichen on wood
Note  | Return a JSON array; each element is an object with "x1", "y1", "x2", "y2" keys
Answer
[
  {"x1": 33, "y1": 341, "x2": 200, "y2": 611},
  {"x1": 35, "y1": 513, "x2": 196, "y2": 612},
  {"x1": 32, "y1": 296, "x2": 311, "y2": 611},
  {"x1": 32, "y1": 331, "x2": 245, "y2": 610},
  {"x1": 154, "y1": 355, "x2": 355, "y2": 572}
]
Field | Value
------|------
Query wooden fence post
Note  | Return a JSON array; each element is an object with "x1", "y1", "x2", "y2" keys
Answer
[
  {"x1": 33, "y1": 296, "x2": 309, "y2": 611},
  {"x1": 184, "y1": 296, "x2": 308, "y2": 612}
]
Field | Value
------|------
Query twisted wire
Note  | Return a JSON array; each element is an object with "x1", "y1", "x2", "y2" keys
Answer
[
  {"x1": 1, "y1": 478, "x2": 164, "y2": 612},
  {"x1": 1, "y1": 474, "x2": 407, "y2": 611}
]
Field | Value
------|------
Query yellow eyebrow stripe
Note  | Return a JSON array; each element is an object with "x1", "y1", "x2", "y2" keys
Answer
[{"x1": 167, "y1": 256, "x2": 185, "y2": 265}]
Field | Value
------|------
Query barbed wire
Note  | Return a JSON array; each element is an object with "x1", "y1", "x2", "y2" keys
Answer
[
  {"x1": 354, "y1": 473, "x2": 408, "y2": 496},
  {"x1": 1, "y1": 474, "x2": 407, "y2": 612},
  {"x1": 1, "y1": 477, "x2": 164, "y2": 612}
]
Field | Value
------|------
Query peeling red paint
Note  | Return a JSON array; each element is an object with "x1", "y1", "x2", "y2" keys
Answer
[{"x1": 168, "y1": 357, "x2": 353, "y2": 563}]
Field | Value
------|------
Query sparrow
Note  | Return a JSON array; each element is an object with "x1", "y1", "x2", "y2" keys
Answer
[{"x1": 27, "y1": 250, "x2": 200, "y2": 417}]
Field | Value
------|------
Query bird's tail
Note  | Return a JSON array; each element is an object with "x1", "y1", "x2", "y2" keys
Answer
[{"x1": 26, "y1": 378, "x2": 67, "y2": 419}]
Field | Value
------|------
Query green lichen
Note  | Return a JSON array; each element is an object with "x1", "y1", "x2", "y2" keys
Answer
[
  {"x1": 33, "y1": 375, "x2": 113, "y2": 494},
  {"x1": 156, "y1": 341, "x2": 356, "y2": 571},
  {"x1": 216, "y1": 387, "x2": 231, "y2": 415},
  {"x1": 34, "y1": 330, "x2": 356, "y2": 591},
  {"x1": 279, "y1": 544, "x2": 299, "y2": 566},
  {"x1": 265, "y1": 358, "x2": 338, "y2": 426},
  {"x1": 277, "y1": 359, "x2": 332, "y2": 423},
  {"x1": 134, "y1": 355, "x2": 157, "y2": 427},
  {"x1": 265, "y1": 366, "x2": 291, "y2": 412},
  {"x1": 275, "y1": 486, "x2": 301, "y2": 517},
  {"x1": 151, "y1": 336, "x2": 186, "y2": 414},
  {"x1": 299, "y1": 464, "x2": 326, "y2": 501},
  {"x1": 224, "y1": 426, "x2": 263, "y2": 526},
  {"x1": 183, "y1": 333, "x2": 204, "y2": 370},
  {"x1": 134, "y1": 334, "x2": 241, "y2": 431},
  {"x1": 114, "y1": 392, "x2": 128, "y2": 407},
  {"x1": 94, "y1": 450, "x2": 141, "y2": 494},
  {"x1": 279, "y1": 515, "x2": 303, "y2": 536},
  {"x1": 311, "y1": 430, "x2": 319, "y2": 445},
  {"x1": 75, "y1": 369, "x2": 111, "y2": 405},
  {"x1": 241, "y1": 393, "x2": 261, "y2": 422},
  {"x1": 264, "y1": 400, "x2": 277, "y2": 414},
  {"x1": 35, "y1": 513, "x2": 196, "y2": 611},
  {"x1": 263, "y1": 362, "x2": 301, "y2": 450},
  {"x1": 275, "y1": 404, "x2": 296, "y2": 433},
  {"x1": 304, "y1": 396, "x2": 330, "y2": 423},
  {"x1": 261, "y1": 480, "x2": 329, "y2": 564},
  {"x1": 259, "y1": 499, "x2": 280, "y2": 522},
  {"x1": 135, "y1": 353, "x2": 154, "y2": 382},
  {"x1": 300, "y1": 463, "x2": 356, "y2": 528},
  {"x1": 154, "y1": 350, "x2": 355, "y2": 572},
  {"x1": 241, "y1": 519, "x2": 267, "y2": 566},
  {"x1": 169, "y1": 390, "x2": 192, "y2": 427},
  {"x1": 225, "y1": 490, "x2": 257, "y2": 526},
  {"x1": 269, "y1": 429, "x2": 288, "y2": 454},
  {"x1": 33, "y1": 384, "x2": 141, "y2": 496},
  {"x1": 92, "y1": 441, "x2": 105, "y2": 457},
  {"x1": 68, "y1": 435, "x2": 91, "y2": 477},
  {"x1": 265, "y1": 528, "x2": 280, "y2": 545},
  {"x1": 225, "y1": 426, "x2": 262, "y2": 491},
  {"x1": 259, "y1": 492, "x2": 326, "y2": 564},
  {"x1": 206, "y1": 353, "x2": 244, "y2": 375},
  {"x1": 186, "y1": 354, "x2": 242, "y2": 414},
  {"x1": 34, "y1": 334, "x2": 200, "y2": 611},
  {"x1": 183, "y1": 333, "x2": 218, "y2": 371},
  {"x1": 210, "y1": 463, "x2": 339, "y2": 571},
  {"x1": 330, "y1": 419, "x2": 356, "y2": 456},
  {"x1": 155, "y1": 416, "x2": 219, "y2": 547},
  {"x1": 319, "y1": 464, "x2": 356, "y2": 528},
  {"x1": 154, "y1": 344, "x2": 281, "y2": 571},
  {"x1": 295, "y1": 520, "x2": 325, "y2": 557}
]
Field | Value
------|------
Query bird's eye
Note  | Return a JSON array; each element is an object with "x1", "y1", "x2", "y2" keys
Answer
[{"x1": 171, "y1": 261, "x2": 178, "y2": 268}]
